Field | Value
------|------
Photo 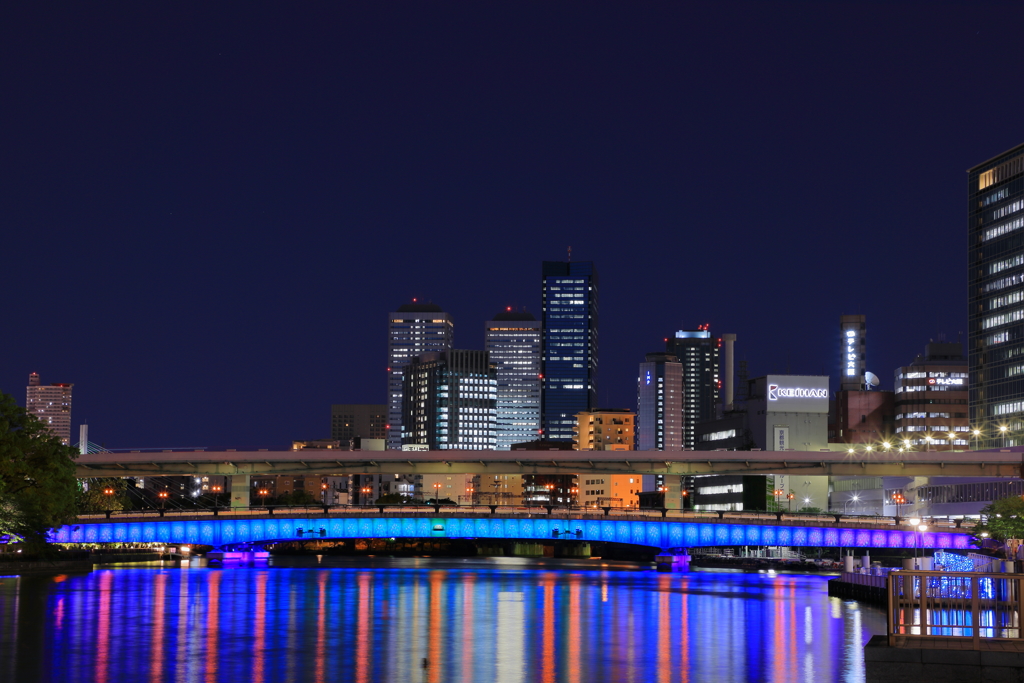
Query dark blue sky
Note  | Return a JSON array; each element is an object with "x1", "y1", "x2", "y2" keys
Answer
[{"x1": 4, "y1": 3, "x2": 1023, "y2": 448}]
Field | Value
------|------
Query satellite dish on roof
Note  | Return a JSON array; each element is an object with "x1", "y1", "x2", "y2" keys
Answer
[{"x1": 864, "y1": 371, "x2": 880, "y2": 389}]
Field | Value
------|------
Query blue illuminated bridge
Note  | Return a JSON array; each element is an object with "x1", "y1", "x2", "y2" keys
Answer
[{"x1": 54, "y1": 509, "x2": 974, "y2": 553}]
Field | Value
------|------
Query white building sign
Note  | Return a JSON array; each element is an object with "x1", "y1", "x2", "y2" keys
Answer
[
  {"x1": 764, "y1": 375, "x2": 830, "y2": 414},
  {"x1": 773, "y1": 427, "x2": 789, "y2": 451}
]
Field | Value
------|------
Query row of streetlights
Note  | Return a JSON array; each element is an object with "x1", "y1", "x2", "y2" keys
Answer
[{"x1": 841, "y1": 422, "x2": 1024, "y2": 454}]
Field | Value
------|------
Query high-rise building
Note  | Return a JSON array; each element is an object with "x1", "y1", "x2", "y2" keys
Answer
[
  {"x1": 969, "y1": 142, "x2": 1024, "y2": 448},
  {"x1": 330, "y1": 404, "x2": 387, "y2": 446},
  {"x1": 387, "y1": 302, "x2": 453, "y2": 450},
  {"x1": 541, "y1": 260, "x2": 599, "y2": 441},
  {"x1": 573, "y1": 409, "x2": 634, "y2": 451},
  {"x1": 485, "y1": 310, "x2": 542, "y2": 450},
  {"x1": 637, "y1": 352, "x2": 683, "y2": 451},
  {"x1": 401, "y1": 350, "x2": 497, "y2": 450},
  {"x1": 26, "y1": 372, "x2": 73, "y2": 445},
  {"x1": 894, "y1": 342, "x2": 969, "y2": 450},
  {"x1": 665, "y1": 327, "x2": 720, "y2": 449}
]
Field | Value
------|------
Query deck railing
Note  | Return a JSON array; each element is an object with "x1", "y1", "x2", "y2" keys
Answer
[{"x1": 887, "y1": 570, "x2": 1023, "y2": 649}]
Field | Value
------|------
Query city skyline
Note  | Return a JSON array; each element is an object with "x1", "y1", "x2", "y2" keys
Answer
[{"x1": 5, "y1": 4, "x2": 1021, "y2": 448}]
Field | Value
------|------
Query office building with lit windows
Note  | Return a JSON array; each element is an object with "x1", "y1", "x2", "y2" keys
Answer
[
  {"x1": 387, "y1": 302, "x2": 453, "y2": 450},
  {"x1": 26, "y1": 372, "x2": 73, "y2": 446},
  {"x1": 637, "y1": 352, "x2": 683, "y2": 451},
  {"x1": 485, "y1": 310, "x2": 541, "y2": 450},
  {"x1": 401, "y1": 350, "x2": 497, "y2": 450},
  {"x1": 894, "y1": 342, "x2": 969, "y2": 450},
  {"x1": 969, "y1": 142, "x2": 1024, "y2": 448},
  {"x1": 665, "y1": 327, "x2": 720, "y2": 449},
  {"x1": 541, "y1": 261, "x2": 598, "y2": 441}
]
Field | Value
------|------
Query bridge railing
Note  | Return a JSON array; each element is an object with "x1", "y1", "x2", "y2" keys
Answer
[
  {"x1": 73, "y1": 504, "x2": 977, "y2": 530},
  {"x1": 887, "y1": 570, "x2": 1023, "y2": 649}
]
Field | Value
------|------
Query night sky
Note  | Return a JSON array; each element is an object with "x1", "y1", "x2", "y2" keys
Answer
[{"x1": 4, "y1": 4, "x2": 1023, "y2": 449}]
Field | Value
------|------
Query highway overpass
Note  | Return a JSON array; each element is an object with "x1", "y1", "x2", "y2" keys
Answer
[{"x1": 75, "y1": 447, "x2": 1024, "y2": 478}]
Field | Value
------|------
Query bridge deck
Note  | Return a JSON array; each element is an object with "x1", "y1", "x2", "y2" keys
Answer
[
  {"x1": 55, "y1": 507, "x2": 974, "y2": 551},
  {"x1": 74, "y1": 447, "x2": 1024, "y2": 477}
]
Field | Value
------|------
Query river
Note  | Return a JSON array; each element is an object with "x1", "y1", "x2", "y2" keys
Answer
[{"x1": 0, "y1": 556, "x2": 886, "y2": 683}]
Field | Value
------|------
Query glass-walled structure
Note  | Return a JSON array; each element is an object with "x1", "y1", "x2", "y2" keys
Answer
[{"x1": 968, "y1": 142, "x2": 1024, "y2": 448}]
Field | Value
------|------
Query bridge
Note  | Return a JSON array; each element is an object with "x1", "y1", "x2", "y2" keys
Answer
[
  {"x1": 54, "y1": 507, "x2": 974, "y2": 553},
  {"x1": 75, "y1": 447, "x2": 1024, "y2": 479}
]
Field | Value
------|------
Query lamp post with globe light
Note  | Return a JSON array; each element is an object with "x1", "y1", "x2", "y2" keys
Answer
[{"x1": 844, "y1": 494, "x2": 860, "y2": 515}]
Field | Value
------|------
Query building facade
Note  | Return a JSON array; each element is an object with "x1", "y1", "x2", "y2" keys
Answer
[
  {"x1": 894, "y1": 342, "x2": 970, "y2": 450},
  {"x1": 485, "y1": 310, "x2": 542, "y2": 450},
  {"x1": 969, "y1": 142, "x2": 1024, "y2": 448},
  {"x1": 637, "y1": 352, "x2": 683, "y2": 451},
  {"x1": 26, "y1": 372, "x2": 73, "y2": 445},
  {"x1": 401, "y1": 350, "x2": 497, "y2": 450},
  {"x1": 541, "y1": 261, "x2": 598, "y2": 442},
  {"x1": 573, "y1": 409, "x2": 634, "y2": 450},
  {"x1": 829, "y1": 390, "x2": 895, "y2": 445},
  {"x1": 331, "y1": 404, "x2": 387, "y2": 446},
  {"x1": 665, "y1": 327, "x2": 720, "y2": 449},
  {"x1": 387, "y1": 302, "x2": 454, "y2": 450}
]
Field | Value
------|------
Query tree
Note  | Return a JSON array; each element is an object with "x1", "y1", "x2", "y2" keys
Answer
[
  {"x1": 974, "y1": 495, "x2": 1024, "y2": 557},
  {"x1": 0, "y1": 391, "x2": 79, "y2": 548},
  {"x1": 78, "y1": 477, "x2": 133, "y2": 514},
  {"x1": 374, "y1": 493, "x2": 413, "y2": 505}
]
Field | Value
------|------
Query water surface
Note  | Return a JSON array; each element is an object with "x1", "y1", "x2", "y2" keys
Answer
[{"x1": 0, "y1": 557, "x2": 886, "y2": 683}]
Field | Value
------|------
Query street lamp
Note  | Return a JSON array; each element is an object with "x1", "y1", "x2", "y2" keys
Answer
[
  {"x1": 433, "y1": 482, "x2": 442, "y2": 504},
  {"x1": 321, "y1": 482, "x2": 329, "y2": 505},
  {"x1": 844, "y1": 494, "x2": 860, "y2": 515},
  {"x1": 361, "y1": 486, "x2": 372, "y2": 506},
  {"x1": 1001, "y1": 424, "x2": 1009, "y2": 448},
  {"x1": 972, "y1": 428, "x2": 981, "y2": 451},
  {"x1": 802, "y1": 497, "x2": 811, "y2": 511},
  {"x1": 773, "y1": 488, "x2": 784, "y2": 511},
  {"x1": 787, "y1": 492, "x2": 795, "y2": 512},
  {"x1": 158, "y1": 490, "x2": 169, "y2": 510},
  {"x1": 258, "y1": 488, "x2": 269, "y2": 506},
  {"x1": 545, "y1": 483, "x2": 554, "y2": 505},
  {"x1": 465, "y1": 486, "x2": 474, "y2": 505},
  {"x1": 681, "y1": 489, "x2": 689, "y2": 510},
  {"x1": 892, "y1": 492, "x2": 906, "y2": 519}
]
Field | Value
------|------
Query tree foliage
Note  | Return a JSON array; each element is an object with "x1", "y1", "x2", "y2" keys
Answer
[
  {"x1": 78, "y1": 477, "x2": 133, "y2": 513},
  {"x1": 374, "y1": 493, "x2": 414, "y2": 505},
  {"x1": 975, "y1": 495, "x2": 1024, "y2": 552},
  {"x1": 0, "y1": 391, "x2": 79, "y2": 547}
]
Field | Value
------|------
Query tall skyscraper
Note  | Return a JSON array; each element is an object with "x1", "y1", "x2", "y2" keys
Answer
[
  {"x1": 541, "y1": 260, "x2": 598, "y2": 442},
  {"x1": 665, "y1": 326, "x2": 721, "y2": 449},
  {"x1": 969, "y1": 142, "x2": 1024, "y2": 448},
  {"x1": 637, "y1": 352, "x2": 683, "y2": 451},
  {"x1": 387, "y1": 302, "x2": 453, "y2": 450},
  {"x1": 485, "y1": 310, "x2": 541, "y2": 450},
  {"x1": 401, "y1": 350, "x2": 497, "y2": 450},
  {"x1": 26, "y1": 372, "x2": 73, "y2": 446}
]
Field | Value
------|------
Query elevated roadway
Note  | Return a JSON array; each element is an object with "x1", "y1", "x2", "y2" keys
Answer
[{"x1": 75, "y1": 447, "x2": 1024, "y2": 478}]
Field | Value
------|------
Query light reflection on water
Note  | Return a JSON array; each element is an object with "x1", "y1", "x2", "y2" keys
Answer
[{"x1": 0, "y1": 557, "x2": 886, "y2": 683}]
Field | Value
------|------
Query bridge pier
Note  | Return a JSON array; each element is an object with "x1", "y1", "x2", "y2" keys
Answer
[
  {"x1": 655, "y1": 551, "x2": 691, "y2": 572},
  {"x1": 231, "y1": 475, "x2": 250, "y2": 508}
]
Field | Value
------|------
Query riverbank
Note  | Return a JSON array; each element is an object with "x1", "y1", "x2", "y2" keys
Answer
[{"x1": 0, "y1": 551, "x2": 179, "y2": 575}]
